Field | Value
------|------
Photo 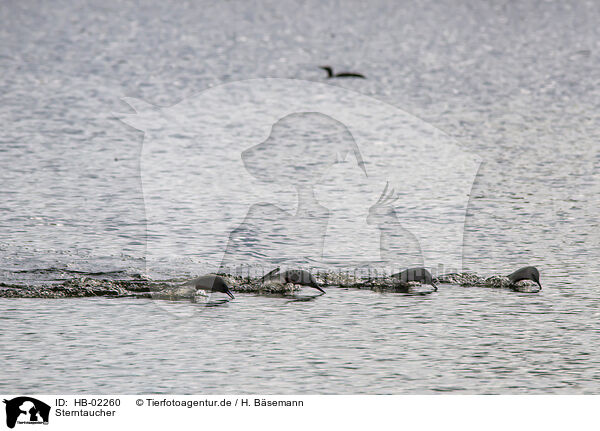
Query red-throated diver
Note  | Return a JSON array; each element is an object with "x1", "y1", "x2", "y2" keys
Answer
[
  {"x1": 507, "y1": 266, "x2": 541, "y2": 289},
  {"x1": 261, "y1": 268, "x2": 325, "y2": 293},
  {"x1": 319, "y1": 66, "x2": 365, "y2": 79},
  {"x1": 183, "y1": 274, "x2": 235, "y2": 299},
  {"x1": 391, "y1": 267, "x2": 438, "y2": 291}
]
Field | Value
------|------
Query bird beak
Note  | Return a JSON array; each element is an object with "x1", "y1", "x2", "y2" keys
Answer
[
  {"x1": 225, "y1": 289, "x2": 235, "y2": 299},
  {"x1": 537, "y1": 282, "x2": 542, "y2": 290}
]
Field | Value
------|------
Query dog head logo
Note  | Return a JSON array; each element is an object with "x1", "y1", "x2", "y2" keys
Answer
[
  {"x1": 117, "y1": 79, "x2": 480, "y2": 315},
  {"x1": 3, "y1": 397, "x2": 50, "y2": 429}
]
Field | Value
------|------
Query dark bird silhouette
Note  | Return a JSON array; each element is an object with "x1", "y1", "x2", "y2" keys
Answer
[
  {"x1": 319, "y1": 66, "x2": 365, "y2": 79},
  {"x1": 391, "y1": 267, "x2": 438, "y2": 291},
  {"x1": 261, "y1": 268, "x2": 325, "y2": 293},
  {"x1": 183, "y1": 274, "x2": 235, "y2": 299},
  {"x1": 507, "y1": 266, "x2": 541, "y2": 289}
]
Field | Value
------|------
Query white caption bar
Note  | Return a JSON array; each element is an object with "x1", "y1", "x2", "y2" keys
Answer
[{"x1": 0, "y1": 395, "x2": 596, "y2": 431}]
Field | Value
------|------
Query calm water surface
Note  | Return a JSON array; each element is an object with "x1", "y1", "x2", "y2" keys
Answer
[{"x1": 1, "y1": 0, "x2": 600, "y2": 393}]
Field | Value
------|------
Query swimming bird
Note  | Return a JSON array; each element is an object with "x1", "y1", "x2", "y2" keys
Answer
[
  {"x1": 261, "y1": 268, "x2": 325, "y2": 293},
  {"x1": 507, "y1": 266, "x2": 541, "y2": 289},
  {"x1": 182, "y1": 274, "x2": 235, "y2": 299},
  {"x1": 391, "y1": 267, "x2": 438, "y2": 291},
  {"x1": 319, "y1": 66, "x2": 366, "y2": 79}
]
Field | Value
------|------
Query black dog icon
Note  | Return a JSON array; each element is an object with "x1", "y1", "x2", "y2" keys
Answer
[{"x1": 3, "y1": 397, "x2": 50, "y2": 429}]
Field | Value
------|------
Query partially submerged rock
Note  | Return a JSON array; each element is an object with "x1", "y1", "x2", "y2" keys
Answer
[
  {"x1": 484, "y1": 276, "x2": 541, "y2": 292},
  {"x1": 435, "y1": 272, "x2": 541, "y2": 292},
  {"x1": 221, "y1": 275, "x2": 303, "y2": 295},
  {"x1": 315, "y1": 273, "x2": 434, "y2": 294},
  {"x1": 0, "y1": 277, "x2": 143, "y2": 298},
  {"x1": 1, "y1": 269, "x2": 538, "y2": 299},
  {"x1": 434, "y1": 272, "x2": 485, "y2": 286}
]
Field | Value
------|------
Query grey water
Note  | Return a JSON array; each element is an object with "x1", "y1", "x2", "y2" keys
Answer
[{"x1": 1, "y1": 0, "x2": 600, "y2": 393}]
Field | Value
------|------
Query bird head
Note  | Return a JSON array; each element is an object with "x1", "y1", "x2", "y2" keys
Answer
[{"x1": 212, "y1": 277, "x2": 235, "y2": 299}]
